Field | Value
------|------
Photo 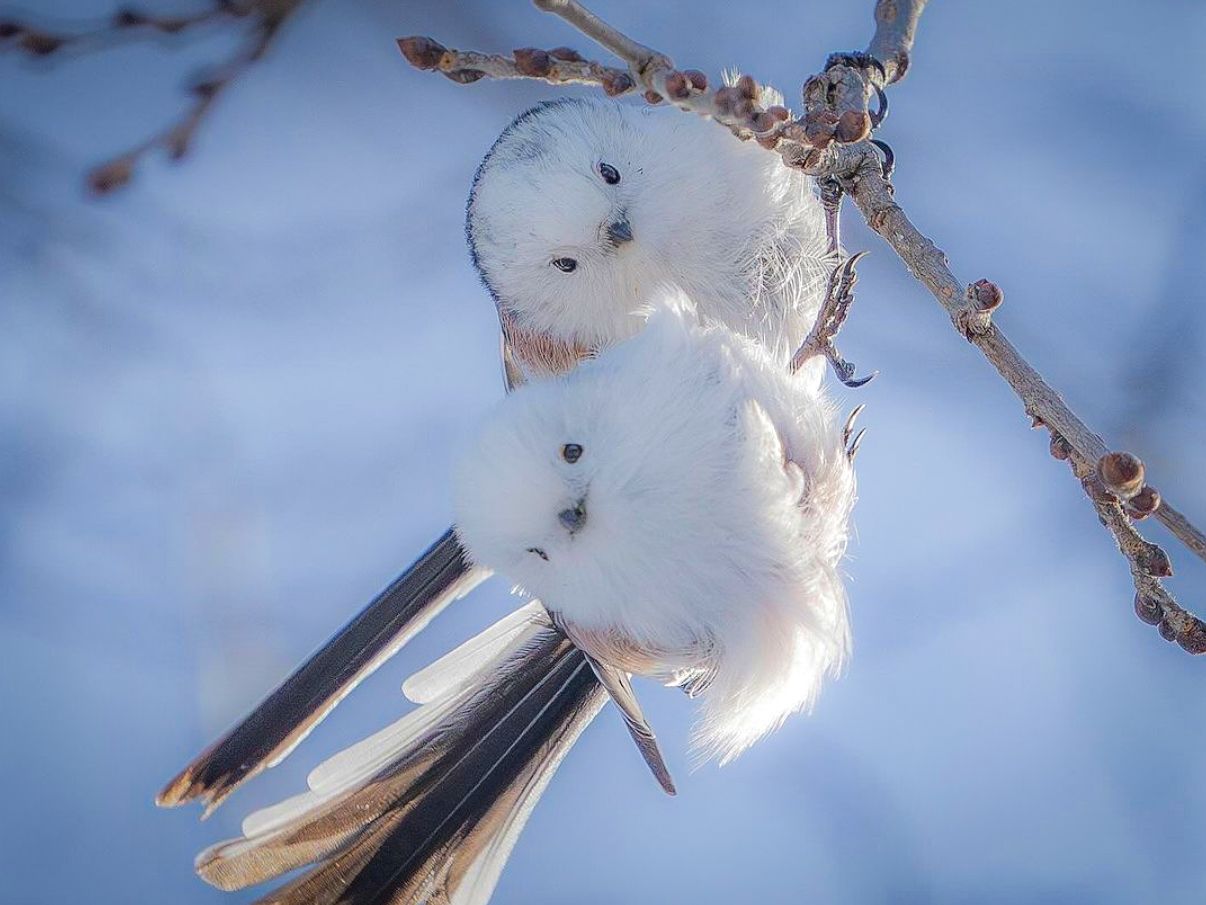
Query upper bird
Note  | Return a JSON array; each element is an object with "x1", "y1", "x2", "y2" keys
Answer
[
  {"x1": 157, "y1": 95, "x2": 835, "y2": 815},
  {"x1": 469, "y1": 96, "x2": 833, "y2": 384}
]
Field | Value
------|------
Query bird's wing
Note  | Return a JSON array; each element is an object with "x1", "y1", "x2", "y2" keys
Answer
[
  {"x1": 158, "y1": 529, "x2": 488, "y2": 815},
  {"x1": 196, "y1": 624, "x2": 605, "y2": 905}
]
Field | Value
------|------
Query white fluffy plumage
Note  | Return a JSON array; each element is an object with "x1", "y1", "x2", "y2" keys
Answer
[
  {"x1": 454, "y1": 300, "x2": 855, "y2": 763},
  {"x1": 468, "y1": 97, "x2": 833, "y2": 373}
]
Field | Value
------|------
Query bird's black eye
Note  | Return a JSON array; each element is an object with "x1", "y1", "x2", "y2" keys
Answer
[
  {"x1": 552, "y1": 257, "x2": 577, "y2": 273},
  {"x1": 561, "y1": 443, "x2": 583, "y2": 464},
  {"x1": 598, "y1": 162, "x2": 621, "y2": 185}
]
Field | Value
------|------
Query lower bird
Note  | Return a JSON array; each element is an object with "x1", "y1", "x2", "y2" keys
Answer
[{"x1": 191, "y1": 294, "x2": 863, "y2": 904}]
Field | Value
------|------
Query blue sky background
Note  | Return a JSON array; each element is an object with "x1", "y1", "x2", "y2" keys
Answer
[{"x1": 2, "y1": 1, "x2": 1205, "y2": 903}]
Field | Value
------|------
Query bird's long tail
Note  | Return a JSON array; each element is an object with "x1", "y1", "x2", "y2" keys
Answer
[
  {"x1": 196, "y1": 604, "x2": 605, "y2": 905},
  {"x1": 158, "y1": 529, "x2": 490, "y2": 815}
]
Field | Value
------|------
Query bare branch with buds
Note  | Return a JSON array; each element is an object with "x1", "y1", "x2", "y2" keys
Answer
[
  {"x1": 1047, "y1": 442, "x2": 1206, "y2": 652},
  {"x1": 396, "y1": 0, "x2": 1206, "y2": 653},
  {"x1": 397, "y1": 37, "x2": 637, "y2": 95},
  {"x1": 400, "y1": 0, "x2": 905, "y2": 179},
  {"x1": 398, "y1": 30, "x2": 833, "y2": 163}
]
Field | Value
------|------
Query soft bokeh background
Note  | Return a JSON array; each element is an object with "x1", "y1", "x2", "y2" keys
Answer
[{"x1": 2, "y1": 1, "x2": 1205, "y2": 902}]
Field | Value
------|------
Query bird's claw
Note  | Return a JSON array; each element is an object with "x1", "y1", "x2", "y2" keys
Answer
[
  {"x1": 792, "y1": 251, "x2": 877, "y2": 389},
  {"x1": 829, "y1": 354, "x2": 878, "y2": 388},
  {"x1": 842, "y1": 403, "x2": 866, "y2": 447},
  {"x1": 869, "y1": 83, "x2": 889, "y2": 129},
  {"x1": 870, "y1": 138, "x2": 895, "y2": 179},
  {"x1": 842, "y1": 400, "x2": 868, "y2": 461},
  {"x1": 846, "y1": 426, "x2": 868, "y2": 462}
]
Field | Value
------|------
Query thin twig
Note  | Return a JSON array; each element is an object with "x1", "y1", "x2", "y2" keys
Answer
[
  {"x1": 0, "y1": 0, "x2": 307, "y2": 193},
  {"x1": 532, "y1": 0, "x2": 667, "y2": 75},
  {"x1": 397, "y1": 37, "x2": 637, "y2": 95},
  {"x1": 397, "y1": 37, "x2": 876, "y2": 179},
  {"x1": 1158, "y1": 504, "x2": 1206, "y2": 562},
  {"x1": 1045, "y1": 438, "x2": 1206, "y2": 651},
  {"x1": 528, "y1": 0, "x2": 826, "y2": 155},
  {"x1": 0, "y1": 3, "x2": 243, "y2": 57},
  {"x1": 867, "y1": 0, "x2": 928, "y2": 84}
]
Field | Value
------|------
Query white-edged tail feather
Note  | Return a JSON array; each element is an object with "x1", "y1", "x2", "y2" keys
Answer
[{"x1": 402, "y1": 601, "x2": 547, "y2": 704}]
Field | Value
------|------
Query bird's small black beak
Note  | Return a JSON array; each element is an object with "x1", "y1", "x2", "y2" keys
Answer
[
  {"x1": 606, "y1": 216, "x2": 633, "y2": 246},
  {"x1": 558, "y1": 501, "x2": 587, "y2": 534}
]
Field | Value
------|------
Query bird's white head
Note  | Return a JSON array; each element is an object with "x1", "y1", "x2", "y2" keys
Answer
[
  {"x1": 467, "y1": 98, "x2": 794, "y2": 350},
  {"x1": 451, "y1": 304, "x2": 726, "y2": 626}
]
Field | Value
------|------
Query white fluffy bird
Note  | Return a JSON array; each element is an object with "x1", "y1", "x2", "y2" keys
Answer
[
  {"x1": 455, "y1": 301, "x2": 856, "y2": 763},
  {"x1": 192, "y1": 301, "x2": 860, "y2": 904},
  {"x1": 157, "y1": 96, "x2": 837, "y2": 816},
  {"x1": 468, "y1": 97, "x2": 834, "y2": 381}
]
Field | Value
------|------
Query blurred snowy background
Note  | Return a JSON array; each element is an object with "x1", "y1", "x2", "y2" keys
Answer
[{"x1": 2, "y1": 1, "x2": 1205, "y2": 902}]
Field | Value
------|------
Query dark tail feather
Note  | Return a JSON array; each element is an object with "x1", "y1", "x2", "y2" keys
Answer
[
  {"x1": 197, "y1": 624, "x2": 603, "y2": 905},
  {"x1": 159, "y1": 529, "x2": 488, "y2": 815}
]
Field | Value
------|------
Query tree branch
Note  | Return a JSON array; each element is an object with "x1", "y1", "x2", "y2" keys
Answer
[
  {"x1": 0, "y1": 0, "x2": 308, "y2": 193},
  {"x1": 0, "y1": 3, "x2": 239, "y2": 56},
  {"x1": 396, "y1": 0, "x2": 1206, "y2": 653},
  {"x1": 805, "y1": 0, "x2": 928, "y2": 147},
  {"x1": 844, "y1": 151, "x2": 1206, "y2": 647},
  {"x1": 844, "y1": 161, "x2": 1206, "y2": 563},
  {"x1": 397, "y1": 36, "x2": 638, "y2": 95},
  {"x1": 402, "y1": 32, "x2": 845, "y2": 163},
  {"x1": 531, "y1": 0, "x2": 668, "y2": 75},
  {"x1": 867, "y1": 0, "x2": 927, "y2": 84},
  {"x1": 1046, "y1": 439, "x2": 1206, "y2": 652},
  {"x1": 1158, "y1": 504, "x2": 1206, "y2": 562}
]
